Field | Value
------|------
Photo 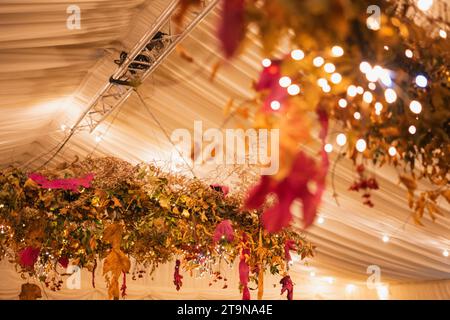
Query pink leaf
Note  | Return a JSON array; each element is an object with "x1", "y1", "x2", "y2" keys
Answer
[
  {"x1": 280, "y1": 275, "x2": 294, "y2": 300},
  {"x1": 284, "y1": 240, "x2": 296, "y2": 262},
  {"x1": 58, "y1": 256, "x2": 69, "y2": 269},
  {"x1": 173, "y1": 259, "x2": 183, "y2": 291},
  {"x1": 28, "y1": 173, "x2": 94, "y2": 193},
  {"x1": 218, "y1": 0, "x2": 246, "y2": 58},
  {"x1": 19, "y1": 247, "x2": 40, "y2": 269}
]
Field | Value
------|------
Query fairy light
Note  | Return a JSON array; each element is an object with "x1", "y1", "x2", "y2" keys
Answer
[
  {"x1": 270, "y1": 100, "x2": 281, "y2": 111},
  {"x1": 356, "y1": 86, "x2": 364, "y2": 95},
  {"x1": 346, "y1": 284, "x2": 356, "y2": 294},
  {"x1": 353, "y1": 112, "x2": 361, "y2": 120},
  {"x1": 325, "y1": 277, "x2": 334, "y2": 284},
  {"x1": 363, "y1": 91, "x2": 373, "y2": 103},
  {"x1": 60, "y1": 124, "x2": 67, "y2": 131},
  {"x1": 324, "y1": 63, "x2": 336, "y2": 73},
  {"x1": 388, "y1": 146, "x2": 397, "y2": 157},
  {"x1": 287, "y1": 84, "x2": 300, "y2": 95},
  {"x1": 417, "y1": 0, "x2": 433, "y2": 11},
  {"x1": 409, "y1": 100, "x2": 422, "y2": 114},
  {"x1": 356, "y1": 139, "x2": 367, "y2": 152},
  {"x1": 324, "y1": 144, "x2": 333, "y2": 153},
  {"x1": 374, "y1": 102, "x2": 383, "y2": 115},
  {"x1": 366, "y1": 68, "x2": 379, "y2": 82},
  {"x1": 317, "y1": 78, "x2": 328, "y2": 88},
  {"x1": 330, "y1": 73, "x2": 342, "y2": 84},
  {"x1": 408, "y1": 125, "x2": 417, "y2": 134},
  {"x1": 291, "y1": 49, "x2": 305, "y2": 60},
  {"x1": 359, "y1": 61, "x2": 371, "y2": 74},
  {"x1": 317, "y1": 216, "x2": 325, "y2": 224},
  {"x1": 331, "y1": 46, "x2": 344, "y2": 57},
  {"x1": 382, "y1": 234, "x2": 390, "y2": 243},
  {"x1": 261, "y1": 58, "x2": 271, "y2": 67},
  {"x1": 379, "y1": 69, "x2": 393, "y2": 87},
  {"x1": 368, "y1": 82, "x2": 376, "y2": 90},
  {"x1": 384, "y1": 89, "x2": 397, "y2": 103},
  {"x1": 322, "y1": 84, "x2": 331, "y2": 93},
  {"x1": 336, "y1": 133, "x2": 347, "y2": 146},
  {"x1": 95, "y1": 135, "x2": 102, "y2": 143},
  {"x1": 439, "y1": 29, "x2": 447, "y2": 39},
  {"x1": 279, "y1": 76, "x2": 292, "y2": 88},
  {"x1": 384, "y1": 46, "x2": 389, "y2": 51},
  {"x1": 443, "y1": 250, "x2": 449, "y2": 257},
  {"x1": 313, "y1": 56, "x2": 325, "y2": 67},
  {"x1": 338, "y1": 98, "x2": 348, "y2": 108},
  {"x1": 415, "y1": 75, "x2": 428, "y2": 88},
  {"x1": 405, "y1": 49, "x2": 413, "y2": 58},
  {"x1": 347, "y1": 85, "x2": 357, "y2": 97},
  {"x1": 310, "y1": 271, "x2": 316, "y2": 277}
]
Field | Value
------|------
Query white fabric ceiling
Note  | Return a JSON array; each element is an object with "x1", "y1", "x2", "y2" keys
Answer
[{"x1": 0, "y1": 0, "x2": 449, "y2": 299}]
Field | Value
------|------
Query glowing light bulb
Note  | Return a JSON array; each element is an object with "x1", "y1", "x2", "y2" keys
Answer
[
  {"x1": 354, "y1": 112, "x2": 361, "y2": 120},
  {"x1": 338, "y1": 98, "x2": 348, "y2": 108},
  {"x1": 95, "y1": 135, "x2": 102, "y2": 143},
  {"x1": 331, "y1": 45, "x2": 344, "y2": 57},
  {"x1": 324, "y1": 63, "x2": 336, "y2": 73},
  {"x1": 356, "y1": 138, "x2": 367, "y2": 152},
  {"x1": 356, "y1": 86, "x2": 364, "y2": 95},
  {"x1": 330, "y1": 73, "x2": 342, "y2": 84},
  {"x1": 439, "y1": 29, "x2": 447, "y2": 39},
  {"x1": 310, "y1": 271, "x2": 316, "y2": 277},
  {"x1": 368, "y1": 82, "x2": 376, "y2": 90},
  {"x1": 417, "y1": 0, "x2": 433, "y2": 11},
  {"x1": 384, "y1": 46, "x2": 389, "y2": 51},
  {"x1": 375, "y1": 102, "x2": 383, "y2": 114},
  {"x1": 262, "y1": 58, "x2": 271, "y2": 67},
  {"x1": 347, "y1": 85, "x2": 357, "y2": 97},
  {"x1": 279, "y1": 76, "x2": 292, "y2": 88},
  {"x1": 287, "y1": 84, "x2": 300, "y2": 95},
  {"x1": 336, "y1": 133, "x2": 347, "y2": 146},
  {"x1": 382, "y1": 235, "x2": 390, "y2": 243},
  {"x1": 408, "y1": 125, "x2": 416, "y2": 134},
  {"x1": 270, "y1": 100, "x2": 281, "y2": 110},
  {"x1": 388, "y1": 146, "x2": 397, "y2": 156},
  {"x1": 379, "y1": 69, "x2": 392, "y2": 87},
  {"x1": 313, "y1": 56, "x2": 324, "y2": 67},
  {"x1": 317, "y1": 216, "x2": 325, "y2": 224},
  {"x1": 409, "y1": 100, "x2": 422, "y2": 114},
  {"x1": 317, "y1": 78, "x2": 328, "y2": 88},
  {"x1": 363, "y1": 91, "x2": 373, "y2": 103},
  {"x1": 384, "y1": 89, "x2": 397, "y2": 103},
  {"x1": 60, "y1": 124, "x2": 67, "y2": 131},
  {"x1": 405, "y1": 49, "x2": 413, "y2": 58},
  {"x1": 291, "y1": 49, "x2": 305, "y2": 60},
  {"x1": 346, "y1": 284, "x2": 356, "y2": 294},
  {"x1": 443, "y1": 250, "x2": 449, "y2": 257},
  {"x1": 415, "y1": 75, "x2": 428, "y2": 88},
  {"x1": 322, "y1": 84, "x2": 331, "y2": 93},
  {"x1": 359, "y1": 61, "x2": 372, "y2": 74},
  {"x1": 324, "y1": 144, "x2": 333, "y2": 153}
]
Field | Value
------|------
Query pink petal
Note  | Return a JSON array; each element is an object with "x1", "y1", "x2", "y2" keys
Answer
[{"x1": 218, "y1": 0, "x2": 246, "y2": 58}]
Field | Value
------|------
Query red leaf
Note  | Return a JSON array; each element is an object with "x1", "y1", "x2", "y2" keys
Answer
[
  {"x1": 173, "y1": 260, "x2": 183, "y2": 291},
  {"x1": 280, "y1": 275, "x2": 294, "y2": 300},
  {"x1": 19, "y1": 247, "x2": 40, "y2": 269},
  {"x1": 213, "y1": 219, "x2": 234, "y2": 243},
  {"x1": 284, "y1": 240, "x2": 296, "y2": 262},
  {"x1": 218, "y1": 0, "x2": 246, "y2": 58}
]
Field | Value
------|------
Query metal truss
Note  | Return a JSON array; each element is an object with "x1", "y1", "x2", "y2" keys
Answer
[{"x1": 69, "y1": 0, "x2": 219, "y2": 135}]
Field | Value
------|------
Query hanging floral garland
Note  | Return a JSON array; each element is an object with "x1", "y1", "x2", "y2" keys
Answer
[{"x1": 0, "y1": 157, "x2": 314, "y2": 299}]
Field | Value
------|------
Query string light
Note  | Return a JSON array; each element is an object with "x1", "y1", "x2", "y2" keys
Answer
[
  {"x1": 313, "y1": 56, "x2": 325, "y2": 67},
  {"x1": 330, "y1": 73, "x2": 342, "y2": 84},
  {"x1": 317, "y1": 216, "x2": 325, "y2": 224},
  {"x1": 347, "y1": 85, "x2": 357, "y2": 97},
  {"x1": 346, "y1": 284, "x2": 356, "y2": 294},
  {"x1": 439, "y1": 29, "x2": 447, "y2": 39},
  {"x1": 405, "y1": 49, "x2": 413, "y2": 58},
  {"x1": 368, "y1": 82, "x2": 376, "y2": 90},
  {"x1": 384, "y1": 46, "x2": 389, "y2": 51},
  {"x1": 443, "y1": 250, "x2": 449, "y2": 257},
  {"x1": 331, "y1": 45, "x2": 344, "y2": 57},
  {"x1": 270, "y1": 100, "x2": 281, "y2": 110},
  {"x1": 338, "y1": 98, "x2": 348, "y2": 108},
  {"x1": 388, "y1": 146, "x2": 397, "y2": 157},
  {"x1": 384, "y1": 88, "x2": 397, "y2": 103},
  {"x1": 324, "y1": 143, "x2": 333, "y2": 153},
  {"x1": 356, "y1": 86, "x2": 364, "y2": 95},
  {"x1": 353, "y1": 112, "x2": 361, "y2": 120},
  {"x1": 359, "y1": 61, "x2": 371, "y2": 74},
  {"x1": 379, "y1": 69, "x2": 393, "y2": 87},
  {"x1": 356, "y1": 138, "x2": 367, "y2": 152},
  {"x1": 322, "y1": 84, "x2": 331, "y2": 93},
  {"x1": 409, "y1": 100, "x2": 422, "y2": 114},
  {"x1": 336, "y1": 133, "x2": 347, "y2": 146},
  {"x1": 363, "y1": 91, "x2": 373, "y2": 103},
  {"x1": 374, "y1": 102, "x2": 383, "y2": 115},
  {"x1": 60, "y1": 124, "x2": 67, "y2": 131},
  {"x1": 310, "y1": 271, "x2": 316, "y2": 277},
  {"x1": 291, "y1": 49, "x2": 305, "y2": 60},
  {"x1": 415, "y1": 75, "x2": 428, "y2": 88},
  {"x1": 324, "y1": 63, "x2": 336, "y2": 73},
  {"x1": 382, "y1": 234, "x2": 390, "y2": 243},
  {"x1": 287, "y1": 84, "x2": 300, "y2": 95},
  {"x1": 279, "y1": 76, "x2": 292, "y2": 88},
  {"x1": 408, "y1": 125, "x2": 417, "y2": 134},
  {"x1": 317, "y1": 78, "x2": 328, "y2": 88},
  {"x1": 262, "y1": 58, "x2": 271, "y2": 67},
  {"x1": 417, "y1": 0, "x2": 433, "y2": 11}
]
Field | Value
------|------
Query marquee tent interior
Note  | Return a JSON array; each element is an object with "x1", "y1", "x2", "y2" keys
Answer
[{"x1": 0, "y1": 0, "x2": 449, "y2": 300}]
